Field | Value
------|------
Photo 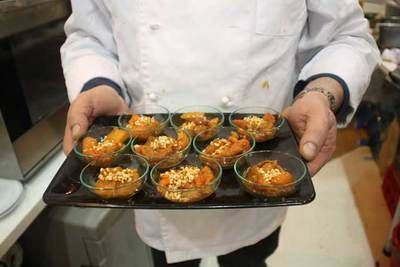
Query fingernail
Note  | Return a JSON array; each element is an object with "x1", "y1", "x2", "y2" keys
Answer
[
  {"x1": 72, "y1": 124, "x2": 81, "y2": 140},
  {"x1": 303, "y1": 142, "x2": 317, "y2": 160}
]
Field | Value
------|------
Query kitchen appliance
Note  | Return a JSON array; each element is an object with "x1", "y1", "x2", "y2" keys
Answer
[
  {"x1": 0, "y1": 178, "x2": 23, "y2": 219},
  {"x1": 378, "y1": 19, "x2": 400, "y2": 48},
  {"x1": 20, "y1": 208, "x2": 154, "y2": 267},
  {"x1": 387, "y1": 0, "x2": 400, "y2": 17},
  {"x1": 0, "y1": 0, "x2": 70, "y2": 181}
]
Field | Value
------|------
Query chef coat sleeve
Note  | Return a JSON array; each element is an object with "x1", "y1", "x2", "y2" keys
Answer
[
  {"x1": 60, "y1": 0, "x2": 130, "y2": 104},
  {"x1": 296, "y1": 0, "x2": 381, "y2": 126}
]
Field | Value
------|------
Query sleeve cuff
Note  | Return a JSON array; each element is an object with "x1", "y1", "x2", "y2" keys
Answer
[
  {"x1": 293, "y1": 73, "x2": 352, "y2": 124},
  {"x1": 81, "y1": 77, "x2": 132, "y2": 105}
]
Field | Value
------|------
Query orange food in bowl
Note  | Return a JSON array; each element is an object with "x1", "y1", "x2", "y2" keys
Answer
[
  {"x1": 245, "y1": 160, "x2": 295, "y2": 197},
  {"x1": 94, "y1": 167, "x2": 141, "y2": 199},
  {"x1": 202, "y1": 131, "x2": 251, "y2": 158},
  {"x1": 179, "y1": 112, "x2": 220, "y2": 140},
  {"x1": 81, "y1": 128, "x2": 130, "y2": 165},
  {"x1": 126, "y1": 114, "x2": 164, "y2": 140},
  {"x1": 232, "y1": 113, "x2": 277, "y2": 142},
  {"x1": 133, "y1": 131, "x2": 190, "y2": 165},
  {"x1": 157, "y1": 165, "x2": 216, "y2": 202}
]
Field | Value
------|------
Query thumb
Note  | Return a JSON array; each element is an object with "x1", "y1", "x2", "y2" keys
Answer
[
  {"x1": 281, "y1": 107, "x2": 290, "y2": 119},
  {"x1": 299, "y1": 111, "x2": 330, "y2": 161},
  {"x1": 69, "y1": 107, "x2": 91, "y2": 141},
  {"x1": 63, "y1": 102, "x2": 91, "y2": 155}
]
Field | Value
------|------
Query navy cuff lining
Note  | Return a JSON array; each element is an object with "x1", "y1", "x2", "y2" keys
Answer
[
  {"x1": 81, "y1": 77, "x2": 123, "y2": 98},
  {"x1": 293, "y1": 73, "x2": 352, "y2": 124},
  {"x1": 81, "y1": 77, "x2": 132, "y2": 105}
]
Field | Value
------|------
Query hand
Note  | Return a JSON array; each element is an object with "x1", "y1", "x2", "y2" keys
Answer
[
  {"x1": 63, "y1": 85, "x2": 129, "y2": 155},
  {"x1": 284, "y1": 92, "x2": 337, "y2": 176}
]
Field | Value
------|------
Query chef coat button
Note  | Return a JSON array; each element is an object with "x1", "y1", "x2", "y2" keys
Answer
[
  {"x1": 149, "y1": 24, "x2": 160, "y2": 31},
  {"x1": 148, "y1": 92, "x2": 158, "y2": 102},
  {"x1": 221, "y1": 96, "x2": 233, "y2": 107}
]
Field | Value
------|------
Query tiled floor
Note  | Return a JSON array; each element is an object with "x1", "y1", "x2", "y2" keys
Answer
[{"x1": 200, "y1": 145, "x2": 392, "y2": 267}]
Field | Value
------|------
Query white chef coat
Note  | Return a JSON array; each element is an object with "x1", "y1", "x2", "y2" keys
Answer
[{"x1": 61, "y1": 0, "x2": 379, "y2": 263}]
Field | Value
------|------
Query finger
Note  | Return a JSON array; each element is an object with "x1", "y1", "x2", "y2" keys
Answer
[
  {"x1": 67, "y1": 99, "x2": 93, "y2": 142},
  {"x1": 307, "y1": 146, "x2": 335, "y2": 176},
  {"x1": 63, "y1": 122, "x2": 74, "y2": 155},
  {"x1": 281, "y1": 107, "x2": 290, "y2": 119},
  {"x1": 299, "y1": 110, "x2": 331, "y2": 161},
  {"x1": 285, "y1": 108, "x2": 307, "y2": 143},
  {"x1": 306, "y1": 127, "x2": 337, "y2": 176},
  {"x1": 117, "y1": 102, "x2": 130, "y2": 114}
]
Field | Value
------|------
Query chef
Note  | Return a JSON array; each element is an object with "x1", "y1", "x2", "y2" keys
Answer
[{"x1": 61, "y1": 1, "x2": 379, "y2": 266}]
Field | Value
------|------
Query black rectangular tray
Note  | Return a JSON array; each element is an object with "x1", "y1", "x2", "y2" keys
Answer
[{"x1": 43, "y1": 115, "x2": 315, "y2": 209}]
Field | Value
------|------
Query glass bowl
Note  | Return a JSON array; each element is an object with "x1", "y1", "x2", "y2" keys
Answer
[
  {"x1": 229, "y1": 106, "x2": 284, "y2": 142},
  {"x1": 118, "y1": 104, "x2": 170, "y2": 141},
  {"x1": 150, "y1": 154, "x2": 222, "y2": 203},
  {"x1": 193, "y1": 126, "x2": 255, "y2": 169},
  {"x1": 170, "y1": 105, "x2": 224, "y2": 141},
  {"x1": 80, "y1": 154, "x2": 149, "y2": 200},
  {"x1": 234, "y1": 150, "x2": 307, "y2": 198},
  {"x1": 73, "y1": 126, "x2": 132, "y2": 167},
  {"x1": 131, "y1": 127, "x2": 192, "y2": 166}
]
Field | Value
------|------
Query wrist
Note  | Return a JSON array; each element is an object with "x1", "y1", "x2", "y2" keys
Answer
[
  {"x1": 81, "y1": 85, "x2": 126, "y2": 106},
  {"x1": 294, "y1": 88, "x2": 336, "y2": 111},
  {"x1": 293, "y1": 74, "x2": 351, "y2": 124}
]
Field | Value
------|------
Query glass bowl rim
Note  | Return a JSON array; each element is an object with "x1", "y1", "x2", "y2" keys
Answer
[
  {"x1": 228, "y1": 106, "x2": 285, "y2": 130},
  {"x1": 73, "y1": 126, "x2": 133, "y2": 158},
  {"x1": 80, "y1": 154, "x2": 150, "y2": 191},
  {"x1": 234, "y1": 150, "x2": 307, "y2": 187},
  {"x1": 117, "y1": 104, "x2": 171, "y2": 127},
  {"x1": 170, "y1": 105, "x2": 225, "y2": 128},
  {"x1": 192, "y1": 126, "x2": 256, "y2": 160},
  {"x1": 150, "y1": 156, "x2": 223, "y2": 192}
]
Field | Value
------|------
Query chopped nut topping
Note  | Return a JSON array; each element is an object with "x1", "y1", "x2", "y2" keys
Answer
[
  {"x1": 150, "y1": 136, "x2": 176, "y2": 150},
  {"x1": 134, "y1": 116, "x2": 156, "y2": 126},
  {"x1": 180, "y1": 121, "x2": 196, "y2": 131},
  {"x1": 244, "y1": 160, "x2": 295, "y2": 197},
  {"x1": 202, "y1": 133, "x2": 249, "y2": 157},
  {"x1": 93, "y1": 138, "x2": 118, "y2": 151},
  {"x1": 256, "y1": 167, "x2": 284, "y2": 183},
  {"x1": 162, "y1": 166, "x2": 201, "y2": 190},
  {"x1": 206, "y1": 138, "x2": 230, "y2": 156},
  {"x1": 178, "y1": 112, "x2": 219, "y2": 137},
  {"x1": 159, "y1": 165, "x2": 215, "y2": 202},
  {"x1": 233, "y1": 114, "x2": 276, "y2": 142},
  {"x1": 244, "y1": 116, "x2": 265, "y2": 128},
  {"x1": 83, "y1": 135, "x2": 123, "y2": 155},
  {"x1": 98, "y1": 167, "x2": 139, "y2": 183}
]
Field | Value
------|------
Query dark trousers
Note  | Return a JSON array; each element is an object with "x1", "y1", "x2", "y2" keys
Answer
[{"x1": 151, "y1": 227, "x2": 280, "y2": 267}]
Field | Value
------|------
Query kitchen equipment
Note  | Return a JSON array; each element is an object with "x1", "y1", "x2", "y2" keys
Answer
[
  {"x1": 0, "y1": 0, "x2": 69, "y2": 39},
  {"x1": 0, "y1": 3, "x2": 69, "y2": 181},
  {"x1": 0, "y1": 179, "x2": 23, "y2": 219},
  {"x1": 42, "y1": 114, "x2": 315, "y2": 209},
  {"x1": 378, "y1": 20, "x2": 400, "y2": 49},
  {"x1": 20, "y1": 207, "x2": 153, "y2": 267},
  {"x1": 387, "y1": 1, "x2": 400, "y2": 18}
]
